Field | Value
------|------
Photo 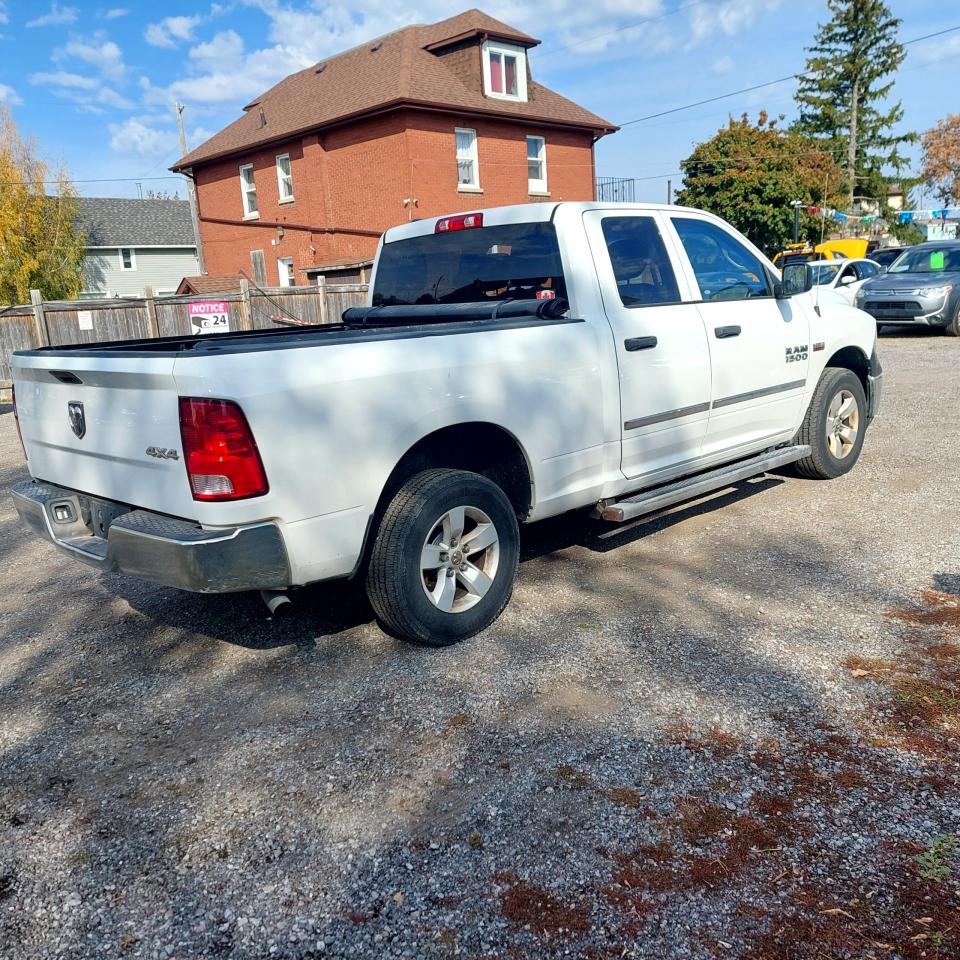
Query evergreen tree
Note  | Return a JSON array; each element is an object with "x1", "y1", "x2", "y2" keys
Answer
[{"x1": 794, "y1": 0, "x2": 914, "y2": 212}]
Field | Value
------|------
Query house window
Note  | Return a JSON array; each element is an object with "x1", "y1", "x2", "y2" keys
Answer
[
  {"x1": 527, "y1": 136, "x2": 547, "y2": 193},
  {"x1": 482, "y1": 41, "x2": 527, "y2": 102},
  {"x1": 240, "y1": 163, "x2": 258, "y2": 218},
  {"x1": 119, "y1": 247, "x2": 136, "y2": 271},
  {"x1": 276, "y1": 154, "x2": 294, "y2": 202},
  {"x1": 455, "y1": 128, "x2": 479, "y2": 189},
  {"x1": 278, "y1": 256, "x2": 295, "y2": 287}
]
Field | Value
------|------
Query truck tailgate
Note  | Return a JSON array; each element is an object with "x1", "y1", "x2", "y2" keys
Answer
[{"x1": 13, "y1": 353, "x2": 198, "y2": 520}]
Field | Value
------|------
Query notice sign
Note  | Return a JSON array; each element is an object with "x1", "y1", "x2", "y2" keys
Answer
[{"x1": 189, "y1": 301, "x2": 230, "y2": 335}]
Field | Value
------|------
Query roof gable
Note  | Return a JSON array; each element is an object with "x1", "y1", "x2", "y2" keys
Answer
[
  {"x1": 77, "y1": 197, "x2": 195, "y2": 247},
  {"x1": 173, "y1": 8, "x2": 614, "y2": 170}
]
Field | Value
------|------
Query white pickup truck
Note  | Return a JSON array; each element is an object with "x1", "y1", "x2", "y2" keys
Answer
[{"x1": 12, "y1": 202, "x2": 881, "y2": 646}]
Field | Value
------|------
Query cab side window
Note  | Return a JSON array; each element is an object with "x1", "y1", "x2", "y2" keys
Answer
[
  {"x1": 601, "y1": 216, "x2": 681, "y2": 307},
  {"x1": 857, "y1": 261, "x2": 879, "y2": 280},
  {"x1": 672, "y1": 217, "x2": 771, "y2": 302}
]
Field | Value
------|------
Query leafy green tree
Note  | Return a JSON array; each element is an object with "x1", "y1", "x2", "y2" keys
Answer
[
  {"x1": 676, "y1": 112, "x2": 846, "y2": 254},
  {"x1": 0, "y1": 107, "x2": 86, "y2": 304},
  {"x1": 794, "y1": 0, "x2": 914, "y2": 211}
]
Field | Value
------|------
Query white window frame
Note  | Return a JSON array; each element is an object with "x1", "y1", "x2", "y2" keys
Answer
[
  {"x1": 277, "y1": 256, "x2": 295, "y2": 287},
  {"x1": 275, "y1": 153, "x2": 294, "y2": 203},
  {"x1": 118, "y1": 247, "x2": 136, "y2": 271},
  {"x1": 455, "y1": 127, "x2": 480, "y2": 191},
  {"x1": 527, "y1": 135, "x2": 547, "y2": 194},
  {"x1": 481, "y1": 41, "x2": 527, "y2": 102},
  {"x1": 239, "y1": 163, "x2": 258, "y2": 219}
]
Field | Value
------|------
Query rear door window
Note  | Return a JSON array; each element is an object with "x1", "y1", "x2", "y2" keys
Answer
[
  {"x1": 372, "y1": 222, "x2": 565, "y2": 306},
  {"x1": 600, "y1": 216, "x2": 681, "y2": 307}
]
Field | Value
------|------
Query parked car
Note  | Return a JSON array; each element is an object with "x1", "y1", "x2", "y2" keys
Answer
[
  {"x1": 855, "y1": 240, "x2": 960, "y2": 335},
  {"x1": 869, "y1": 245, "x2": 911, "y2": 271},
  {"x1": 11, "y1": 202, "x2": 881, "y2": 646},
  {"x1": 808, "y1": 258, "x2": 882, "y2": 306}
]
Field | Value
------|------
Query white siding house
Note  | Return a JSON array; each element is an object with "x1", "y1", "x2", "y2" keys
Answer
[{"x1": 77, "y1": 198, "x2": 200, "y2": 298}]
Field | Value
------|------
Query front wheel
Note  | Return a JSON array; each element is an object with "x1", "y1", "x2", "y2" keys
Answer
[
  {"x1": 943, "y1": 303, "x2": 960, "y2": 337},
  {"x1": 365, "y1": 469, "x2": 519, "y2": 646},
  {"x1": 793, "y1": 367, "x2": 867, "y2": 479}
]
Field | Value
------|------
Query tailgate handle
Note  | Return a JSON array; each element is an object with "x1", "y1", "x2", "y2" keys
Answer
[
  {"x1": 714, "y1": 325, "x2": 741, "y2": 339},
  {"x1": 624, "y1": 336, "x2": 658, "y2": 352},
  {"x1": 51, "y1": 371, "x2": 83, "y2": 384}
]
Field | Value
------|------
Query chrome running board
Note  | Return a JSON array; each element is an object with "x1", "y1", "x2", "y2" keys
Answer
[{"x1": 599, "y1": 445, "x2": 811, "y2": 523}]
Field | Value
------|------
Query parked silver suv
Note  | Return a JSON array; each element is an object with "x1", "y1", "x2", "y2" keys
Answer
[{"x1": 855, "y1": 240, "x2": 960, "y2": 336}]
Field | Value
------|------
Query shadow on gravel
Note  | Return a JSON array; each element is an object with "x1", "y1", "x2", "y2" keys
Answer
[{"x1": 105, "y1": 476, "x2": 787, "y2": 653}]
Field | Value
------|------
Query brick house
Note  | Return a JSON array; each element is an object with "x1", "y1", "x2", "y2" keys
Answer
[{"x1": 171, "y1": 9, "x2": 616, "y2": 287}]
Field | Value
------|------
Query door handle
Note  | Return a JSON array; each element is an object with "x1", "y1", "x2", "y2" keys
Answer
[
  {"x1": 624, "y1": 336, "x2": 658, "y2": 352},
  {"x1": 714, "y1": 325, "x2": 741, "y2": 339}
]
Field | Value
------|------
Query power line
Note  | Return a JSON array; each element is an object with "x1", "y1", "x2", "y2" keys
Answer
[{"x1": 615, "y1": 23, "x2": 960, "y2": 128}]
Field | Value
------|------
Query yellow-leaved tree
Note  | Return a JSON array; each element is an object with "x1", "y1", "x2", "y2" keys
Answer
[{"x1": 0, "y1": 107, "x2": 86, "y2": 304}]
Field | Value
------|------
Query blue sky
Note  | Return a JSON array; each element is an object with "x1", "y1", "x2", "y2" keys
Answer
[{"x1": 2, "y1": 0, "x2": 958, "y2": 204}]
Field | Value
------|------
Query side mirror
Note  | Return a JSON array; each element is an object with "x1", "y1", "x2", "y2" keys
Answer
[
  {"x1": 837, "y1": 274, "x2": 855, "y2": 286},
  {"x1": 776, "y1": 262, "x2": 813, "y2": 298}
]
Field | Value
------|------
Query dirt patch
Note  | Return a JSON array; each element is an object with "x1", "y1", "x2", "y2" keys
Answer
[{"x1": 499, "y1": 880, "x2": 591, "y2": 938}]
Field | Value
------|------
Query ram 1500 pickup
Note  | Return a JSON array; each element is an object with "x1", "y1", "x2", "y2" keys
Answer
[{"x1": 11, "y1": 202, "x2": 882, "y2": 645}]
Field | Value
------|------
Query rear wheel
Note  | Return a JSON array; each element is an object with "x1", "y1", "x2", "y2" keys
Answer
[
  {"x1": 365, "y1": 469, "x2": 519, "y2": 646},
  {"x1": 793, "y1": 367, "x2": 867, "y2": 479}
]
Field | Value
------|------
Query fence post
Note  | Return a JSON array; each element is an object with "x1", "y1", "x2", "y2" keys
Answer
[
  {"x1": 144, "y1": 287, "x2": 160, "y2": 339},
  {"x1": 316, "y1": 274, "x2": 328, "y2": 325},
  {"x1": 239, "y1": 279, "x2": 253, "y2": 331},
  {"x1": 30, "y1": 289, "x2": 51, "y2": 347}
]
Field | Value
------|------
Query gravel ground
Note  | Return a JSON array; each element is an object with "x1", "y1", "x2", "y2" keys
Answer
[{"x1": 1, "y1": 329, "x2": 959, "y2": 960}]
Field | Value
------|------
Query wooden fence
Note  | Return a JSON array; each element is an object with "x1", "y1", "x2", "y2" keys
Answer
[{"x1": 0, "y1": 279, "x2": 369, "y2": 388}]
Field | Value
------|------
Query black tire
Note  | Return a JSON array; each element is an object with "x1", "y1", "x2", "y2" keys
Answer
[
  {"x1": 365, "y1": 469, "x2": 519, "y2": 646},
  {"x1": 793, "y1": 367, "x2": 868, "y2": 480},
  {"x1": 943, "y1": 304, "x2": 960, "y2": 337}
]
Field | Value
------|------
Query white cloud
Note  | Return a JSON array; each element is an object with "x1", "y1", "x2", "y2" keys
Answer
[
  {"x1": 913, "y1": 33, "x2": 960, "y2": 66},
  {"x1": 58, "y1": 34, "x2": 127, "y2": 82},
  {"x1": 188, "y1": 29, "x2": 245, "y2": 72},
  {"x1": 104, "y1": 7, "x2": 128, "y2": 17},
  {"x1": 685, "y1": 0, "x2": 784, "y2": 50},
  {"x1": 26, "y1": 2, "x2": 78, "y2": 27},
  {"x1": 31, "y1": 70, "x2": 99, "y2": 90},
  {"x1": 0, "y1": 83, "x2": 22, "y2": 105},
  {"x1": 109, "y1": 118, "x2": 179, "y2": 156},
  {"x1": 711, "y1": 55, "x2": 734, "y2": 74},
  {"x1": 145, "y1": 15, "x2": 202, "y2": 48},
  {"x1": 0, "y1": 3, "x2": 8, "y2": 25},
  {"x1": 98, "y1": 86, "x2": 134, "y2": 109}
]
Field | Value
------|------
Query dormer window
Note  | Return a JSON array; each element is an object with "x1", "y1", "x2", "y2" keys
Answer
[{"x1": 482, "y1": 41, "x2": 527, "y2": 102}]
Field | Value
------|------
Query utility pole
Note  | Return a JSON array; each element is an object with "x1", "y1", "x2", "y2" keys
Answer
[
  {"x1": 790, "y1": 199, "x2": 804, "y2": 244},
  {"x1": 666, "y1": 179, "x2": 672, "y2": 205},
  {"x1": 175, "y1": 101, "x2": 206, "y2": 275},
  {"x1": 847, "y1": 77, "x2": 859, "y2": 212}
]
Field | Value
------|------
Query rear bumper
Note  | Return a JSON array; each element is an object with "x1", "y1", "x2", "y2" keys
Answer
[{"x1": 12, "y1": 480, "x2": 290, "y2": 593}]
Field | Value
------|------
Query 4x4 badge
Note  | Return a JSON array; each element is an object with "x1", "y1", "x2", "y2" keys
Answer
[{"x1": 67, "y1": 401, "x2": 86, "y2": 439}]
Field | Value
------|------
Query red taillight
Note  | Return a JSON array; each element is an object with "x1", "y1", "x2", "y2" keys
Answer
[
  {"x1": 178, "y1": 397, "x2": 268, "y2": 501},
  {"x1": 11, "y1": 385, "x2": 27, "y2": 460},
  {"x1": 435, "y1": 212, "x2": 483, "y2": 233}
]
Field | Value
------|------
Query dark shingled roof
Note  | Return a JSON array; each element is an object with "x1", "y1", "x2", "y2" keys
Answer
[
  {"x1": 77, "y1": 197, "x2": 196, "y2": 247},
  {"x1": 172, "y1": 8, "x2": 615, "y2": 170}
]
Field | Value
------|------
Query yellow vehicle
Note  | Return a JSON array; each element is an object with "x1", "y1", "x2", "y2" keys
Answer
[{"x1": 773, "y1": 238, "x2": 869, "y2": 267}]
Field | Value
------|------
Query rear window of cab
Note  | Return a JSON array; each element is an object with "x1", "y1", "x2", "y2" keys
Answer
[{"x1": 372, "y1": 222, "x2": 566, "y2": 306}]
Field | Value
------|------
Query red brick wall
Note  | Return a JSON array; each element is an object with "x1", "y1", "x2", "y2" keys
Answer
[{"x1": 192, "y1": 109, "x2": 597, "y2": 283}]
